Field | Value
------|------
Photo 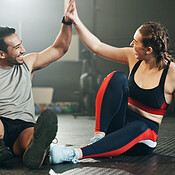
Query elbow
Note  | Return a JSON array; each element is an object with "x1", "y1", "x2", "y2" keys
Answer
[
  {"x1": 93, "y1": 48, "x2": 99, "y2": 55},
  {"x1": 89, "y1": 44, "x2": 101, "y2": 55},
  {"x1": 63, "y1": 45, "x2": 69, "y2": 54},
  {"x1": 53, "y1": 43, "x2": 70, "y2": 58},
  {"x1": 61, "y1": 39, "x2": 71, "y2": 54},
  {"x1": 86, "y1": 41, "x2": 103, "y2": 55},
  {"x1": 60, "y1": 46, "x2": 69, "y2": 57},
  {"x1": 57, "y1": 47, "x2": 68, "y2": 59}
]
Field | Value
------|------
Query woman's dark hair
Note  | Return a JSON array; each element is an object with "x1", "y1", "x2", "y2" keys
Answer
[
  {"x1": 138, "y1": 22, "x2": 174, "y2": 70},
  {"x1": 0, "y1": 26, "x2": 15, "y2": 53}
]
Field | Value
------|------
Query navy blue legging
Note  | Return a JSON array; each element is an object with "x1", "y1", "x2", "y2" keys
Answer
[{"x1": 81, "y1": 71, "x2": 159, "y2": 158}]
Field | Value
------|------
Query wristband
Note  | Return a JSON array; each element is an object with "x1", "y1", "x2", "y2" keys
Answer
[{"x1": 62, "y1": 16, "x2": 72, "y2": 25}]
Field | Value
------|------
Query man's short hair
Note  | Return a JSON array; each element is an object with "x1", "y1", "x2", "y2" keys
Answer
[{"x1": 0, "y1": 26, "x2": 16, "y2": 53}]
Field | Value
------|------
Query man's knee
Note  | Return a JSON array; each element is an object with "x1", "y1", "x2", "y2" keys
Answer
[{"x1": 13, "y1": 127, "x2": 34, "y2": 156}]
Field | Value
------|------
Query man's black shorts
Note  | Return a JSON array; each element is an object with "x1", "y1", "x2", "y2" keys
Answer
[{"x1": 0, "y1": 117, "x2": 35, "y2": 153}]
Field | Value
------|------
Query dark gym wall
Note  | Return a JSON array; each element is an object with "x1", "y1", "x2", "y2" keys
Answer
[
  {"x1": 1, "y1": 0, "x2": 175, "y2": 103},
  {"x1": 77, "y1": 0, "x2": 175, "y2": 76}
]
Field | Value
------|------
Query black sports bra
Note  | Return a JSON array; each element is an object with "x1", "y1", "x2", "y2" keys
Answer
[{"x1": 128, "y1": 60, "x2": 170, "y2": 113}]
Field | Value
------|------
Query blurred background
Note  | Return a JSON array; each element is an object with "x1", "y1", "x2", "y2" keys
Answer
[{"x1": 1, "y1": 0, "x2": 175, "y2": 116}]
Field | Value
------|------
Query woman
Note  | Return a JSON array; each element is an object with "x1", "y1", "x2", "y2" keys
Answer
[{"x1": 50, "y1": 0, "x2": 175, "y2": 164}]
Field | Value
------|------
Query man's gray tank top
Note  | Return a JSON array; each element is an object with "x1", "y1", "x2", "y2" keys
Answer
[{"x1": 0, "y1": 62, "x2": 35, "y2": 123}]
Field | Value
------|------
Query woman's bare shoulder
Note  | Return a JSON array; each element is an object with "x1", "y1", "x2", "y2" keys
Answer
[{"x1": 169, "y1": 61, "x2": 175, "y2": 74}]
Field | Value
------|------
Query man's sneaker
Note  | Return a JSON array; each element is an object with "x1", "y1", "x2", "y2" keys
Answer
[
  {"x1": 0, "y1": 139, "x2": 13, "y2": 163},
  {"x1": 23, "y1": 109, "x2": 58, "y2": 169},
  {"x1": 49, "y1": 145, "x2": 79, "y2": 164},
  {"x1": 90, "y1": 133, "x2": 104, "y2": 143}
]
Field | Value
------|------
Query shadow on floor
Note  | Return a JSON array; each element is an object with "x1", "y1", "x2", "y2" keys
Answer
[
  {"x1": 0, "y1": 115, "x2": 174, "y2": 175},
  {"x1": 51, "y1": 153, "x2": 175, "y2": 175}
]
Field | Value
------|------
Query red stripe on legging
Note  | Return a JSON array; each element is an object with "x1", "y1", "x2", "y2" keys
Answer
[
  {"x1": 95, "y1": 71, "x2": 117, "y2": 132},
  {"x1": 128, "y1": 97, "x2": 167, "y2": 115},
  {"x1": 83, "y1": 128, "x2": 157, "y2": 158}
]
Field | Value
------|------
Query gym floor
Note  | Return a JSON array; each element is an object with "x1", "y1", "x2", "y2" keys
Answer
[{"x1": 0, "y1": 114, "x2": 174, "y2": 175}]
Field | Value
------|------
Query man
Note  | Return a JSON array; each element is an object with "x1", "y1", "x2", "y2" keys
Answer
[{"x1": 0, "y1": 12, "x2": 72, "y2": 168}]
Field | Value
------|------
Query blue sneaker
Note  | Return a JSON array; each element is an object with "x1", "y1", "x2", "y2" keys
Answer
[
  {"x1": 49, "y1": 145, "x2": 79, "y2": 164},
  {"x1": 90, "y1": 133, "x2": 104, "y2": 143}
]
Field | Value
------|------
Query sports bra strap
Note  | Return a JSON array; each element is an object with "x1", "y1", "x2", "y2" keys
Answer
[
  {"x1": 129, "y1": 60, "x2": 170, "y2": 88},
  {"x1": 130, "y1": 60, "x2": 142, "y2": 77}
]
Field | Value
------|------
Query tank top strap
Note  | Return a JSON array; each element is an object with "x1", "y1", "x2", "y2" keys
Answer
[
  {"x1": 130, "y1": 60, "x2": 142, "y2": 77},
  {"x1": 159, "y1": 60, "x2": 170, "y2": 87}
]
